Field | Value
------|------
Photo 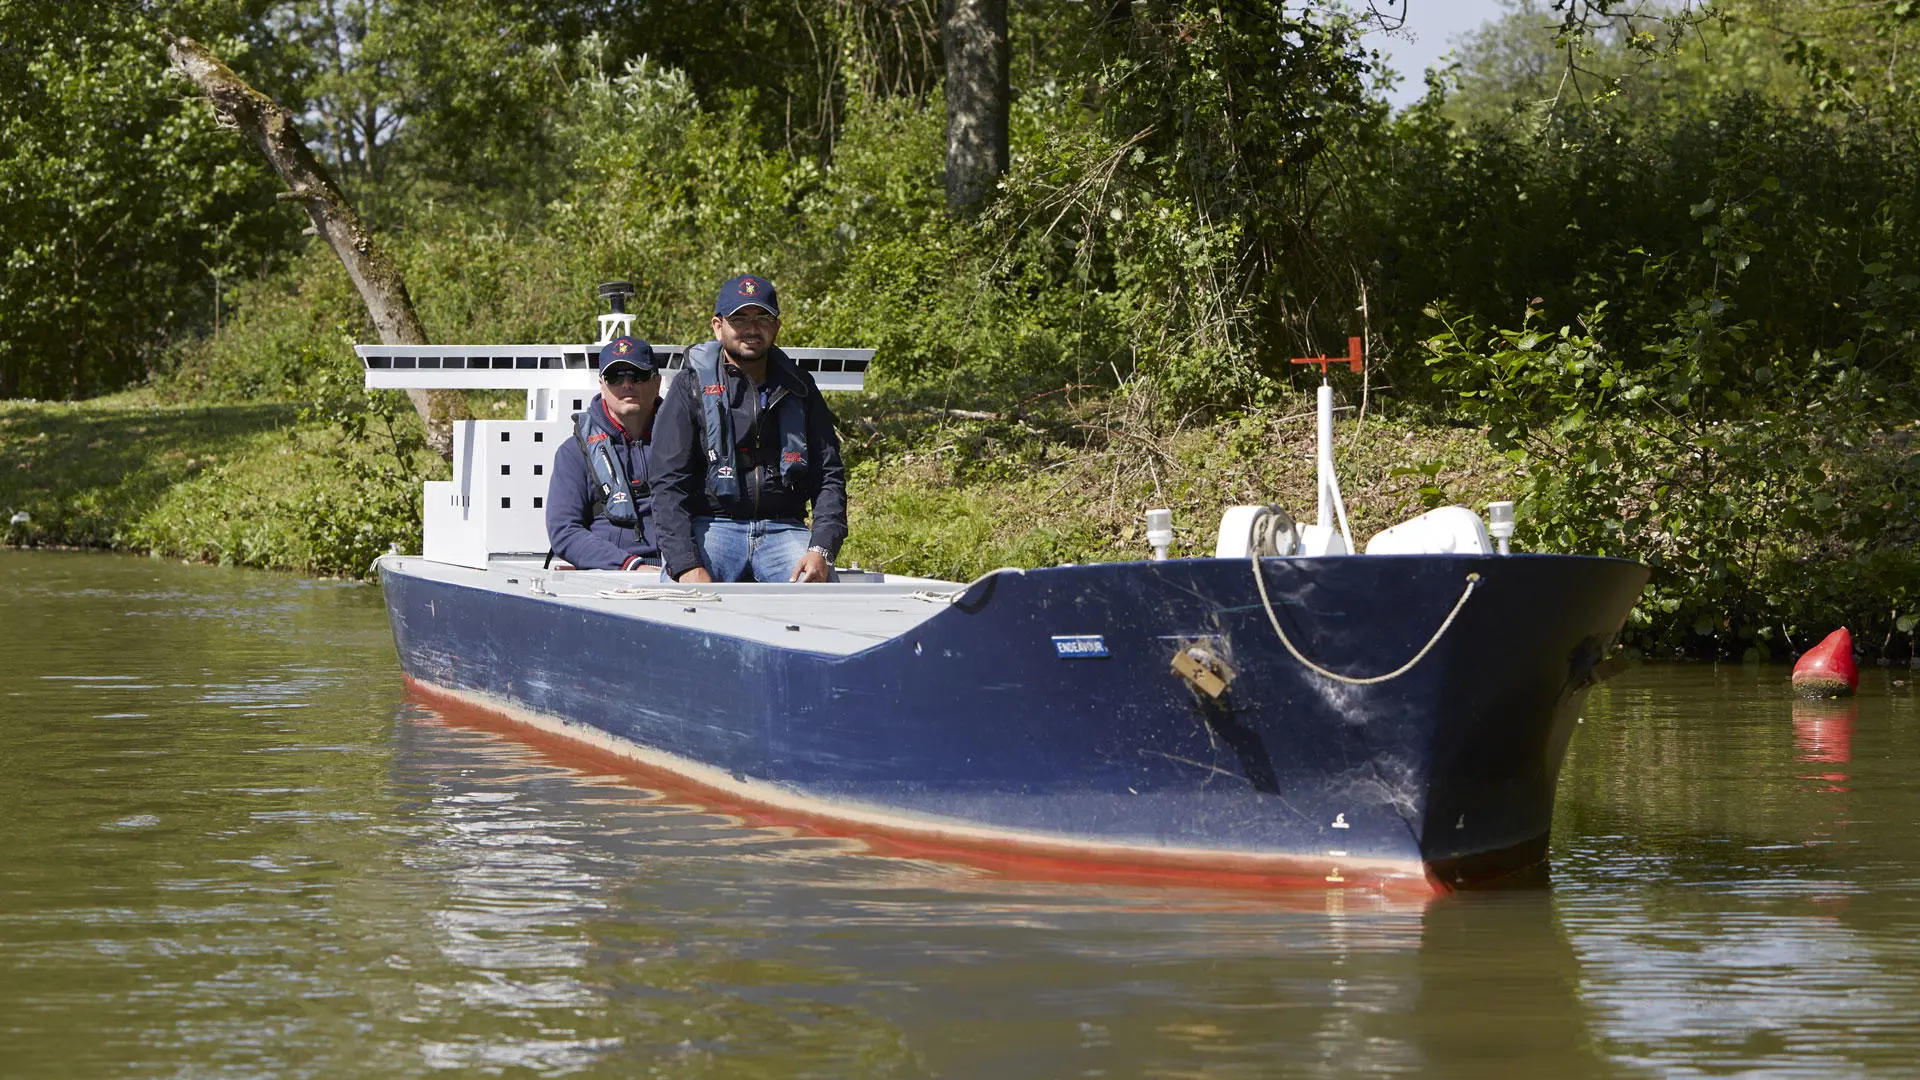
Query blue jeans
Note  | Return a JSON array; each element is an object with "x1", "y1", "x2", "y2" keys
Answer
[{"x1": 693, "y1": 517, "x2": 811, "y2": 582}]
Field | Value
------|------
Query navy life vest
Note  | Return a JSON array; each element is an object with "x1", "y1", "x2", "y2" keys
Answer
[
  {"x1": 574, "y1": 407, "x2": 644, "y2": 534},
  {"x1": 685, "y1": 339, "x2": 809, "y2": 502}
]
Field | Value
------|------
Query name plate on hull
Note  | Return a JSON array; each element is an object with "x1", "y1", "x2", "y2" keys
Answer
[{"x1": 1052, "y1": 635, "x2": 1110, "y2": 659}]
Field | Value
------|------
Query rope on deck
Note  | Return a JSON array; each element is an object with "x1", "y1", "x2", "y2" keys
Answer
[{"x1": 592, "y1": 586, "x2": 722, "y2": 602}]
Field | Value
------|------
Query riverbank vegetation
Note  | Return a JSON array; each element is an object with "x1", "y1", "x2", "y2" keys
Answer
[{"x1": 3, "y1": 0, "x2": 1916, "y2": 662}]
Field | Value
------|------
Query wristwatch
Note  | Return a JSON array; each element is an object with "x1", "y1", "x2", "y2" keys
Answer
[{"x1": 806, "y1": 545, "x2": 833, "y2": 559}]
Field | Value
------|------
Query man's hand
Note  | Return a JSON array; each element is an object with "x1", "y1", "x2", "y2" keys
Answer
[
  {"x1": 790, "y1": 550, "x2": 832, "y2": 583},
  {"x1": 677, "y1": 567, "x2": 714, "y2": 584}
]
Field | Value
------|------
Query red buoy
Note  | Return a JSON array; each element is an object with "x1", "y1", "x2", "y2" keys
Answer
[{"x1": 1792, "y1": 627, "x2": 1858, "y2": 698}]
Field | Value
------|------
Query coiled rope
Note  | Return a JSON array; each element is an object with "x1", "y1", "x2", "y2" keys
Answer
[{"x1": 1252, "y1": 558, "x2": 1480, "y2": 685}]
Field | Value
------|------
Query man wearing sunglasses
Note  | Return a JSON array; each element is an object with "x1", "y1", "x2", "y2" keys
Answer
[
  {"x1": 650, "y1": 274, "x2": 847, "y2": 584},
  {"x1": 544, "y1": 336, "x2": 663, "y2": 571}
]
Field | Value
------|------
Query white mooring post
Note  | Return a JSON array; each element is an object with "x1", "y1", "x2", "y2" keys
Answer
[
  {"x1": 1287, "y1": 337, "x2": 1362, "y2": 557},
  {"x1": 1316, "y1": 381, "x2": 1335, "y2": 531}
]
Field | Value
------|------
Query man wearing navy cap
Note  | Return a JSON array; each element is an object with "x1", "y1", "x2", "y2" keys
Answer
[
  {"x1": 649, "y1": 274, "x2": 848, "y2": 583},
  {"x1": 544, "y1": 336, "x2": 662, "y2": 571}
]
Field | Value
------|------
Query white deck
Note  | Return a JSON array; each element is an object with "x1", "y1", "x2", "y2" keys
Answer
[{"x1": 382, "y1": 556, "x2": 976, "y2": 657}]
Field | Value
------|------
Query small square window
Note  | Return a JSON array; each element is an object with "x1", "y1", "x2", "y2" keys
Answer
[
  {"x1": 533, "y1": 497, "x2": 544, "y2": 509},
  {"x1": 572, "y1": 399, "x2": 583, "y2": 410},
  {"x1": 533, "y1": 464, "x2": 544, "y2": 475},
  {"x1": 500, "y1": 497, "x2": 511, "y2": 509},
  {"x1": 500, "y1": 431, "x2": 511, "y2": 442},
  {"x1": 500, "y1": 464, "x2": 511, "y2": 476},
  {"x1": 534, "y1": 431, "x2": 545, "y2": 442}
]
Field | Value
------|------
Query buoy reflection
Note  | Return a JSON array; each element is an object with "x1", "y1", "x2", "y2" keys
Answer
[{"x1": 1792, "y1": 698, "x2": 1856, "y2": 790}]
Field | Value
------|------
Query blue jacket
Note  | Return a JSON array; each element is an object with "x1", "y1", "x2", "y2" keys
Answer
[{"x1": 545, "y1": 394, "x2": 659, "y2": 570}]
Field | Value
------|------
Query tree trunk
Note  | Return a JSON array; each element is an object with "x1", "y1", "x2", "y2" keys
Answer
[
  {"x1": 166, "y1": 35, "x2": 467, "y2": 459},
  {"x1": 942, "y1": 0, "x2": 1009, "y2": 216}
]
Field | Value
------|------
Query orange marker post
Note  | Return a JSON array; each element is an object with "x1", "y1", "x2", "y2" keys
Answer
[{"x1": 1291, "y1": 336, "x2": 1364, "y2": 375}]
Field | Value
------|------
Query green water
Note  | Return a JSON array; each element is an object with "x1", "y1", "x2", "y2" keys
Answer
[{"x1": 4, "y1": 550, "x2": 1919, "y2": 1078}]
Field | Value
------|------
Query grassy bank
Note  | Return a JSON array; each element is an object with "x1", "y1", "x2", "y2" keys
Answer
[
  {"x1": 1, "y1": 394, "x2": 439, "y2": 575},
  {"x1": 9, "y1": 388, "x2": 1914, "y2": 666},
  {"x1": 0, "y1": 389, "x2": 1508, "y2": 579},
  {"x1": 839, "y1": 390, "x2": 1510, "y2": 578}
]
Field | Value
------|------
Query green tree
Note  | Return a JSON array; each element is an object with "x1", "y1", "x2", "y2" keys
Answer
[
  {"x1": 260, "y1": 0, "x2": 577, "y2": 218},
  {"x1": 0, "y1": 0, "x2": 294, "y2": 398},
  {"x1": 980, "y1": 1, "x2": 1388, "y2": 410}
]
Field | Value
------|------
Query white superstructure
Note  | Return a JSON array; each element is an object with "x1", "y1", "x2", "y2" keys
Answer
[{"x1": 357, "y1": 311, "x2": 872, "y2": 570}]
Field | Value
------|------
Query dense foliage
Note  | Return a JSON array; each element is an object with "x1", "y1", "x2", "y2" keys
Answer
[
  {"x1": 2, "y1": 0, "x2": 1916, "y2": 659},
  {"x1": 0, "y1": 1, "x2": 296, "y2": 397}
]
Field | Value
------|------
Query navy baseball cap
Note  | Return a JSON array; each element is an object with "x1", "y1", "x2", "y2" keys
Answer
[
  {"x1": 715, "y1": 274, "x2": 780, "y2": 318},
  {"x1": 598, "y1": 336, "x2": 657, "y2": 376}
]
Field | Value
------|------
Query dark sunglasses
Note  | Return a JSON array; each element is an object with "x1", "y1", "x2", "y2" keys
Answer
[{"x1": 602, "y1": 369, "x2": 657, "y2": 387}]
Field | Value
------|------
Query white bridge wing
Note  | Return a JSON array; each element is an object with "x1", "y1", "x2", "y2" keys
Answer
[{"x1": 357, "y1": 344, "x2": 871, "y2": 392}]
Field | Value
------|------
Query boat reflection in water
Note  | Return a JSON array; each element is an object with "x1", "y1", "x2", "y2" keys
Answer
[
  {"x1": 384, "y1": 692, "x2": 1614, "y2": 1076},
  {"x1": 1413, "y1": 893, "x2": 1615, "y2": 1078}
]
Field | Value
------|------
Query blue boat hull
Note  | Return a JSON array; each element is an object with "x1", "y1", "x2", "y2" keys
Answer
[{"x1": 381, "y1": 554, "x2": 1647, "y2": 891}]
